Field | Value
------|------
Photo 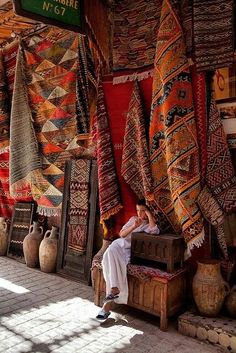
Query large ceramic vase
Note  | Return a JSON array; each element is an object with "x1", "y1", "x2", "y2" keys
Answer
[
  {"x1": 0, "y1": 217, "x2": 8, "y2": 256},
  {"x1": 225, "y1": 286, "x2": 236, "y2": 318},
  {"x1": 23, "y1": 221, "x2": 43, "y2": 268},
  {"x1": 192, "y1": 259, "x2": 230, "y2": 317},
  {"x1": 39, "y1": 226, "x2": 58, "y2": 273}
]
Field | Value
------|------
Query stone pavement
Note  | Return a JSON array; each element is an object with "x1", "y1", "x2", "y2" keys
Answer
[{"x1": 0, "y1": 257, "x2": 226, "y2": 353}]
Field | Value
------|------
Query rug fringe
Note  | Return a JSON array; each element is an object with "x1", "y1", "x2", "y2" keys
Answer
[
  {"x1": 37, "y1": 205, "x2": 61, "y2": 217},
  {"x1": 0, "y1": 145, "x2": 9, "y2": 154},
  {"x1": 113, "y1": 69, "x2": 153, "y2": 85},
  {"x1": 185, "y1": 227, "x2": 205, "y2": 258}
]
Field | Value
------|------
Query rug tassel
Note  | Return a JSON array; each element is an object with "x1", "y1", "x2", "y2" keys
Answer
[
  {"x1": 37, "y1": 205, "x2": 61, "y2": 217},
  {"x1": 185, "y1": 227, "x2": 205, "y2": 258},
  {"x1": 113, "y1": 70, "x2": 153, "y2": 85}
]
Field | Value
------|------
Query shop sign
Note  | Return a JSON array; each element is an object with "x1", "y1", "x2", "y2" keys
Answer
[{"x1": 13, "y1": 0, "x2": 84, "y2": 33}]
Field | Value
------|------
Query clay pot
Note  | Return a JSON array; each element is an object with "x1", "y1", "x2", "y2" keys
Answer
[
  {"x1": 23, "y1": 221, "x2": 43, "y2": 268},
  {"x1": 0, "y1": 217, "x2": 8, "y2": 256},
  {"x1": 39, "y1": 226, "x2": 58, "y2": 273},
  {"x1": 225, "y1": 286, "x2": 236, "y2": 318},
  {"x1": 192, "y1": 259, "x2": 230, "y2": 317}
]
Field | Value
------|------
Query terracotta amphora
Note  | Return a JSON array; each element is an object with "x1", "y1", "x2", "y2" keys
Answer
[
  {"x1": 0, "y1": 217, "x2": 8, "y2": 256},
  {"x1": 39, "y1": 226, "x2": 58, "y2": 273},
  {"x1": 225, "y1": 285, "x2": 236, "y2": 318},
  {"x1": 192, "y1": 259, "x2": 230, "y2": 317},
  {"x1": 23, "y1": 221, "x2": 43, "y2": 268}
]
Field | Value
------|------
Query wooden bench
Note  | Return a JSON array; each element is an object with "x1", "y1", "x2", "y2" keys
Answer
[{"x1": 91, "y1": 240, "x2": 186, "y2": 331}]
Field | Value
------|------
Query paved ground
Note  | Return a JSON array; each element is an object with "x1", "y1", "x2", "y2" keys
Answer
[{"x1": 0, "y1": 257, "x2": 227, "y2": 353}]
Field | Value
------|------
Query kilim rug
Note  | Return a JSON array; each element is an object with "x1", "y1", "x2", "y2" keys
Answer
[
  {"x1": 76, "y1": 35, "x2": 96, "y2": 134},
  {"x1": 23, "y1": 29, "x2": 80, "y2": 216},
  {"x1": 93, "y1": 74, "x2": 122, "y2": 237},
  {"x1": 191, "y1": 67, "x2": 207, "y2": 182},
  {"x1": 0, "y1": 151, "x2": 15, "y2": 219},
  {"x1": 121, "y1": 81, "x2": 154, "y2": 201},
  {"x1": 204, "y1": 92, "x2": 236, "y2": 214},
  {"x1": 149, "y1": 0, "x2": 205, "y2": 254},
  {"x1": 3, "y1": 40, "x2": 19, "y2": 99},
  {"x1": 68, "y1": 159, "x2": 91, "y2": 254},
  {"x1": 10, "y1": 45, "x2": 42, "y2": 200},
  {"x1": 113, "y1": 0, "x2": 162, "y2": 71},
  {"x1": 193, "y1": 0, "x2": 234, "y2": 71},
  {"x1": 0, "y1": 49, "x2": 10, "y2": 153}
]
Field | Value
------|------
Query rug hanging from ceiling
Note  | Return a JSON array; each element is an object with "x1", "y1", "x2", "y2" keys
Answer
[
  {"x1": 0, "y1": 151, "x2": 15, "y2": 219},
  {"x1": 92, "y1": 74, "x2": 122, "y2": 238},
  {"x1": 3, "y1": 40, "x2": 19, "y2": 99},
  {"x1": 121, "y1": 81, "x2": 153, "y2": 201},
  {"x1": 112, "y1": 0, "x2": 162, "y2": 71},
  {"x1": 0, "y1": 49, "x2": 10, "y2": 153},
  {"x1": 149, "y1": 0, "x2": 205, "y2": 253},
  {"x1": 204, "y1": 91, "x2": 236, "y2": 213},
  {"x1": 10, "y1": 45, "x2": 42, "y2": 200},
  {"x1": 23, "y1": 29, "x2": 80, "y2": 216},
  {"x1": 68, "y1": 159, "x2": 91, "y2": 254},
  {"x1": 191, "y1": 67, "x2": 207, "y2": 182},
  {"x1": 76, "y1": 35, "x2": 96, "y2": 134},
  {"x1": 193, "y1": 0, "x2": 234, "y2": 71}
]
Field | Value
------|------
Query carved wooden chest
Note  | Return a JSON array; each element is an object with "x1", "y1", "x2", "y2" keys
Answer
[{"x1": 131, "y1": 232, "x2": 185, "y2": 273}]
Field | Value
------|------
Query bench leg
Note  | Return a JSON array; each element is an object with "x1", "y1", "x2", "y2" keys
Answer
[{"x1": 160, "y1": 283, "x2": 168, "y2": 331}]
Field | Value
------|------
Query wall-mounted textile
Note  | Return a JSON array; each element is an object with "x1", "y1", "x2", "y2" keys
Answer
[
  {"x1": 102, "y1": 75, "x2": 153, "y2": 235},
  {"x1": 193, "y1": 0, "x2": 234, "y2": 71},
  {"x1": 0, "y1": 151, "x2": 15, "y2": 218},
  {"x1": 191, "y1": 68, "x2": 207, "y2": 182},
  {"x1": 0, "y1": 50, "x2": 10, "y2": 152},
  {"x1": 121, "y1": 81, "x2": 153, "y2": 201},
  {"x1": 113, "y1": 0, "x2": 162, "y2": 71},
  {"x1": 76, "y1": 35, "x2": 96, "y2": 134},
  {"x1": 93, "y1": 75, "x2": 122, "y2": 238},
  {"x1": 68, "y1": 159, "x2": 91, "y2": 254},
  {"x1": 150, "y1": 0, "x2": 204, "y2": 253},
  {"x1": 10, "y1": 46, "x2": 42, "y2": 200},
  {"x1": 204, "y1": 93, "x2": 236, "y2": 213},
  {"x1": 23, "y1": 29, "x2": 79, "y2": 216}
]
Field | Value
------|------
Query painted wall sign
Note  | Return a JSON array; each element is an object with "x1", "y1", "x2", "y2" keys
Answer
[{"x1": 13, "y1": 0, "x2": 84, "y2": 32}]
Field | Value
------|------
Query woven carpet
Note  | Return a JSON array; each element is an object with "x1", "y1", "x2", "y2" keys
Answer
[
  {"x1": 93, "y1": 74, "x2": 123, "y2": 238},
  {"x1": 68, "y1": 159, "x2": 91, "y2": 254},
  {"x1": 113, "y1": 0, "x2": 162, "y2": 71},
  {"x1": 0, "y1": 152, "x2": 15, "y2": 219},
  {"x1": 0, "y1": 49, "x2": 10, "y2": 153},
  {"x1": 121, "y1": 81, "x2": 153, "y2": 201},
  {"x1": 23, "y1": 29, "x2": 80, "y2": 216},
  {"x1": 10, "y1": 45, "x2": 42, "y2": 201},
  {"x1": 193, "y1": 0, "x2": 234, "y2": 71},
  {"x1": 76, "y1": 35, "x2": 96, "y2": 134},
  {"x1": 191, "y1": 67, "x2": 207, "y2": 182},
  {"x1": 204, "y1": 92, "x2": 236, "y2": 213},
  {"x1": 150, "y1": 0, "x2": 204, "y2": 253},
  {"x1": 3, "y1": 40, "x2": 19, "y2": 99}
]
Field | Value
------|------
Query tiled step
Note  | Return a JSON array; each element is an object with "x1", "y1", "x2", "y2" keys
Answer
[{"x1": 178, "y1": 311, "x2": 236, "y2": 352}]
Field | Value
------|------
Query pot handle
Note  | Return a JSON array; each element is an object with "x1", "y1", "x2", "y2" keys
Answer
[
  {"x1": 39, "y1": 226, "x2": 43, "y2": 235},
  {"x1": 223, "y1": 281, "x2": 231, "y2": 296},
  {"x1": 44, "y1": 230, "x2": 51, "y2": 239},
  {"x1": 29, "y1": 224, "x2": 33, "y2": 234}
]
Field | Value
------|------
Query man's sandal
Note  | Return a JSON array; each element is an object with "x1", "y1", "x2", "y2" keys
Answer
[
  {"x1": 96, "y1": 309, "x2": 111, "y2": 320},
  {"x1": 103, "y1": 293, "x2": 119, "y2": 303}
]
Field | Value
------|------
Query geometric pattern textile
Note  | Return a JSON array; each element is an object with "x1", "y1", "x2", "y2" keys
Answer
[
  {"x1": 2, "y1": 40, "x2": 19, "y2": 100},
  {"x1": 205, "y1": 92, "x2": 236, "y2": 214},
  {"x1": 113, "y1": 0, "x2": 162, "y2": 71},
  {"x1": 10, "y1": 45, "x2": 42, "y2": 199},
  {"x1": 68, "y1": 159, "x2": 91, "y2": 254},
  {"x1": 0, "y1": 152, "x2": 15, "y2": 219},
  {"x1": 193, "y1": 0, "x2": 234, "y2": 71},
  {"x1": 149, "y1": 0, "x2": 205, "y2": 253},
  {"x1": 121, "y1": 81, "x2": 154, "y2": 201},
  {"x1": 92, "y1": 74, "x2": 123, "y2": 237},
  {"x1": 76, "y1": 35, "x2": 96, "y2": 134},
  {"x1": 191, "y1": 67, "x2": 208, "y2": 182},
  {"x1": 23, "y1": 29, "x2": 80, "y2": 216},
  {"x1": 0, "y1": 49, "x2": 10, "y2": 152}
]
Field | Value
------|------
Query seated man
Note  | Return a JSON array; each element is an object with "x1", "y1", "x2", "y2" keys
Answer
[{"x1": 96, "y1": 199, "x2": 160, "y2": 320}]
